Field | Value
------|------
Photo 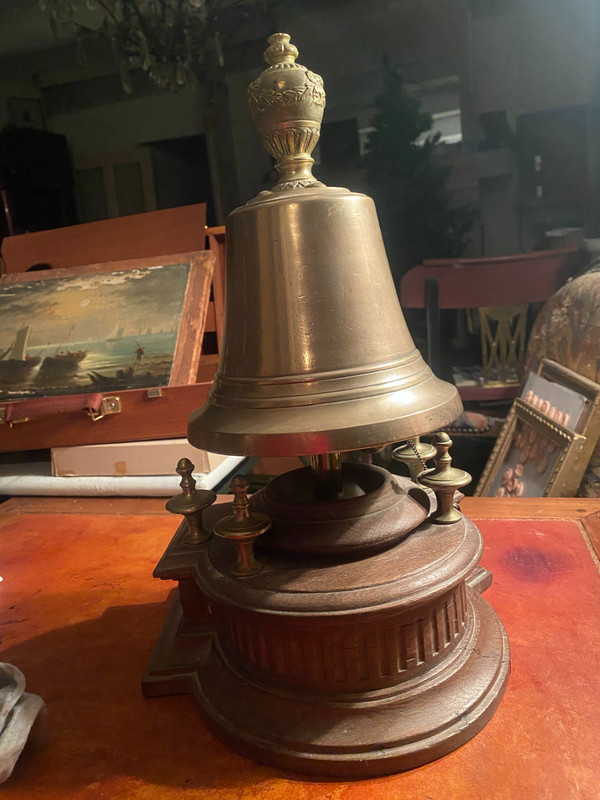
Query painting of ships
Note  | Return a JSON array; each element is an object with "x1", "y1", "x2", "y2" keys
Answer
[
  {"x1": 1, "y1": 261, "x2": 192, "y2": 400},
  {"x1": 0, "y1": 326, "x2": 41, "y2": 384}
]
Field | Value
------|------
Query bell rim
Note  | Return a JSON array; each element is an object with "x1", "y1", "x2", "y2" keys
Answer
[{"x1": 188, "y1": 381, "x2": 462, "y2": 457}]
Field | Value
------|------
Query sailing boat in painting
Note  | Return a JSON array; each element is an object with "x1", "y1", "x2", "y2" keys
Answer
[
  {"x1": 39, "y1": 325, "x2": 87, "y2": 379},
  {"x1": 39, "y1": 348, "x2": 87, "y2": 378},
  {"x1": 0, "y1": 326, "x2": 41, "y2": 384},
  {"x1": 107, "y1": 322, "x2": 124, "y2": 344}
]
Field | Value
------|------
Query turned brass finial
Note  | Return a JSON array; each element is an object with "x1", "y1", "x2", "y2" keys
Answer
[
  {"x1": 176, "y1": 457, "x2": 196, "y2": 493},
  {"x1": 248, "y1": 32, "x2": 325, "y2": 192},
  {"x1": 213, "y1": 474, "x2": 271, "y2": 577},
  {"x1": 166, "y1": 458, "x2": 217, "y2": 545},
  {"x1": 392, "y1": 437, "x2": 437, "y2": 483},
  {"x1": 418, "y1": 433, "x2": 471, "y2": 524},
  {"x1": 263, "y1": 32, "x2": 299, "y2": 65}
]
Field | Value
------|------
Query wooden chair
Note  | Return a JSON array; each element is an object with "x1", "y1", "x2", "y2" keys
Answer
[{"x1": 400, "y1": 247, "x2": 580, "y2": 402}]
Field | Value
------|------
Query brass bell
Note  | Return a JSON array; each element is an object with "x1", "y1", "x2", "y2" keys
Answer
[
  {"x1": 188, "y1": 33, "x2": 461, "y2": 457},
  {"x1": 147, "y1": 32, "x2": 509, "y2": 781}
]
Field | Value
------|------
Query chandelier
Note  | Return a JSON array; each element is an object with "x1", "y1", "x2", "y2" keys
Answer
[{"x1": 40, "y1": 0, "x2": 274, "y2": 94}]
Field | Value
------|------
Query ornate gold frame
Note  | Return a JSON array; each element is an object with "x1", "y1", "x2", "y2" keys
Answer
[
  {"x1": 537, "y1": 358, "x2": 600, "y2": 438},
  {"x1": 475, "y1": 398, "x2": 587, "y2": 497}
]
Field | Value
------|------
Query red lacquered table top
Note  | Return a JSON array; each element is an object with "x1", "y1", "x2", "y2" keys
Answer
[{"x1": 0, "y1": 496, "x2": 599, "y2": 800}]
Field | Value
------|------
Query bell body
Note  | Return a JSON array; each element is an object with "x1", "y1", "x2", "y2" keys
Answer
[{"x1": 189, "y1": 185, "x2": 461, "y2": 456}]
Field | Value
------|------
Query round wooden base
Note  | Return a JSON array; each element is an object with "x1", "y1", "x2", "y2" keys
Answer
[{"x1": 187, "y1": 587, "x2": 509, "y2": 778}]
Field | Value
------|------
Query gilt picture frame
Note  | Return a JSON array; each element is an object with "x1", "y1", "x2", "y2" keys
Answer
[
  {"x1": 0, "y1": 251, "x2": 214, "y2": 402},
  {"x1": 475, "y1": 398, "x2": 587, "y2": 498},
  {"x1": 536, "y1": 358, "x2": 600, "y2": 438}
]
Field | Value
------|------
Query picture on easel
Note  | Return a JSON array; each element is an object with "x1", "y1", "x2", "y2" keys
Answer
[{"x1": 0, "y1": 252, "x2": 213, "y2": 401}]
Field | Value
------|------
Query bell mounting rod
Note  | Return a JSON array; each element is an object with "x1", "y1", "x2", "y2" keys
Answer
[{"x1": 309, "y1": 452, "x2": 343, "y2": 500}]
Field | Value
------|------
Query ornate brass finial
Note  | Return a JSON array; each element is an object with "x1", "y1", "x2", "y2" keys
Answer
[
  {"x1": 166, "y1": 458, "x2": 217, "y2": 544},
  {"x1": 213, "y1": 474, "x2": 271, "y2": 576},
  {"x1": 392, "y1": 437, "x2": 437, "y2": 483},
  {"x1": 248, "y1": 32, "x2": 325, "y2": 192},
  {"x1": 418, "y1": 433, "x2": 471, "y2": 524}
]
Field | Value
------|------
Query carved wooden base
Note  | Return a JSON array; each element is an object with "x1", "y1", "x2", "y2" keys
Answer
[
  {"x1": 144, "y1": 587, "x2": 508, "y2": 778},
  {"x1": 143, "y1": 467, "x2": 510, "y2": 778}
]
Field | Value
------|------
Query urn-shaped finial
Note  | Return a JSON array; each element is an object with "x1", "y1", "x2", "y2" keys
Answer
[{"x1": 248, "y1": 33, "x2": 326, "y2": 192}]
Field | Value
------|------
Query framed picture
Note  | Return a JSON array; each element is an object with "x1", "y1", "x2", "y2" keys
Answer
[
  {"x1": 521, "y1": 370, "x2": 588, "y2": 432},
  {"x1": 536, "y1": 358, "x2": 600, "y2": 437},
  {"x1": 475, "y1": 398, "x2": 587, "y2": 497},
  {"x1": 0, "y1": 251, "x2": 213, "y2": 402}
]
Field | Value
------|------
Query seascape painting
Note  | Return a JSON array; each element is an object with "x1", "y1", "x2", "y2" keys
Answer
[{"x1": 0, "y1": 262, "x2": 193, "y2": 401}]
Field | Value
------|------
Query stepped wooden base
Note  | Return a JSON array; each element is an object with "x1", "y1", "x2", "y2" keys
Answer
[
  {"x1": 144, "y1": 588, "x2": 508, "y2": 778},
  {"x1": 144, "y1": 468, "x2": 510, "y2": 779}
]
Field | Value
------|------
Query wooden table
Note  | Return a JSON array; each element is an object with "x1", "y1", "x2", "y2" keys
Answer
[{"x1": 0, "y1": 496, "x2": 599, "y2": 800}]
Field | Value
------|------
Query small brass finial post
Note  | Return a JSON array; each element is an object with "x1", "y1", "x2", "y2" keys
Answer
[
  {"x1": 166, "y1": 458, "x2": 217, "y2": 545},
  {"x1": 392, "y1": 437, "x2": 437, "y2": 483},
  {"x1": 418, "y1": 433, "x2": 471, "y2": 524},
  {"x1": 213, "y1": 475, "x2": 271, "y2": 576}
]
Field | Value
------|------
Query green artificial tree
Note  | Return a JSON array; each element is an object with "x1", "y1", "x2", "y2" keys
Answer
[{"x1": 364, "y1": 58, "x2": 477, "y2": 283}]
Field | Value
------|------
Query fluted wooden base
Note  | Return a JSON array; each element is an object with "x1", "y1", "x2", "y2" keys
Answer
[{"x1": 144, "y1": 588, "x2": 508, "y2": 778}]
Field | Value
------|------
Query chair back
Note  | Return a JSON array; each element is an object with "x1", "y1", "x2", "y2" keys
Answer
[{"x1": 400, "y1": 247, "x2": 580, "y2": 401}]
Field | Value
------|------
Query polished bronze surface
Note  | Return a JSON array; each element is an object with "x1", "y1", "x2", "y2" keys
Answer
[
  {"x1": 165, "y1": 458, "x2": 216, "y2": 545},
  {"x1": 420, "y1": 433, "x2": 472, "y2": 524},
  {"x1": 188, "y1": 34, "x2": 462, "y2": 457}
]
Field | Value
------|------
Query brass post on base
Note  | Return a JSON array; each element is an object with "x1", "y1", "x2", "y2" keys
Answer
[
  {"x1": 419, "y1": 433, "x2": 472, "y2": 524},
  {"x1": 165, "y1": 458, "x2": 217, "y2": 544},
  {"x1": 213, "y1": 475, "x2": 271, "y2": 576}
]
